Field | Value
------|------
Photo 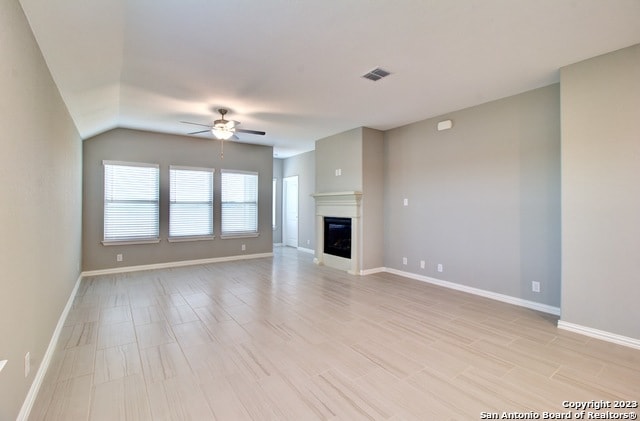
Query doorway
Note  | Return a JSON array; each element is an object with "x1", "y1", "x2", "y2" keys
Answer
[{"x1": 283, "y1": 175, "x2": 299, "y2": 248}]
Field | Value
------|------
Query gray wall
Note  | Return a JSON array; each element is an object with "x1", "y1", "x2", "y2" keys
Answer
[
  {"x1": 315, "y1": 128, "x2": 363, "y2": 192},
  {"x1": 314, "y1": 127, "x2": 385, "y2": 271},
  {"x1": 273, "y1": 158, "x2": 283, "y2": 244},
  {"x1": 0, "y1": 1, "x2": 83, "y2": 418},
  {"x1": 283, "y1": 151, "x2": 316, "y2": 250},
  {"x1": 384, "y1": 84, "x2": 561, "y2": 307},
  {"x1": 361, "y1": 128, "x2": 385, "y2": 271},
  {"x1": 560, "y1": 44, "x2": 640, "y2": 339},
  {"x1": 83, "y1": 128, "x2": 273, "y2": 271}
]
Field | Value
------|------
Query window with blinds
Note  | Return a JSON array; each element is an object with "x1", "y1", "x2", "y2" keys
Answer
[
  {"x1": 221, "y1": 170, "x2": 258, "y2": 236},
  {"x1": 103, "y1": 161, "x2": 159, "y2": 243},
  {"x1": 169, "y1": 166, "x2": 214, "y2": 239}
]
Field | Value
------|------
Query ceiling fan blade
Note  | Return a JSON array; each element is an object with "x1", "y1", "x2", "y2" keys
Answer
[
  {"x1": 188, "y1": 129, "x2": 212, "y2": 135},
  {"x1": 235, "y1": 128, "x2": 266, "y2": 135},
  {"x1": 180, "y1": 121, "x2": 213, "y2": 128}
]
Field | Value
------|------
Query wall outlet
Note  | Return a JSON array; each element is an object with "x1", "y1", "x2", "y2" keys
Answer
[
  {"x1": 532, "y1": 281, "x2": 541, "y2": 293},
  {"x1": 241, "y1": 244, "x2": 246, "y2": 251},
  {"x1": 420, "y1": 260, "x2": 426, "y2": 269},
  {"x1": 437, "y1": 263, "x2": 443, "y2": 273},
  {"x1": 335, "y1": 168, "x2": 342, "y2": 176},
  {"x1": 403, "y1": 198, "x2": 409, "y2": 206},
  {"x1": 307, "y1": 239, "x2": 310, "y2": 245},
  {"x1": 24, "y1": 352, "x2": 30, "y2": 378},
  {"x1": 116, "y1": 253, "x2": 123, "y2": 262},
  {"x1": 402, "y1": 257, "x2": 408, "y2": 265}
]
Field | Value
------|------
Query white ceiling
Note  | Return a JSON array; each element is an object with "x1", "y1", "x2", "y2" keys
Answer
[{"x1": 19, "y1": 0, "x2": 640, "y2": 158}]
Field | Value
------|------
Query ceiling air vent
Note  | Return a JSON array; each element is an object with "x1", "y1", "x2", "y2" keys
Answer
[{"x1": 362, "y1": 67, "x2": 391, "y2": 82}]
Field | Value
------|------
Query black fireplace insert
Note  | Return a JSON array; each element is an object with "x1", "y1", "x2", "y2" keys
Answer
[{"x1": 324, "y1": 217, "x2": 351, "y2": 259}]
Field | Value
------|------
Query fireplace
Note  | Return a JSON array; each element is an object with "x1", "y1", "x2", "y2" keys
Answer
[
  {"x1": 312, "y1": 191, "x2": 362, "y2": 274},
  {"x1": 324, "y1": 217, "x2": 351, "y2": 259}
]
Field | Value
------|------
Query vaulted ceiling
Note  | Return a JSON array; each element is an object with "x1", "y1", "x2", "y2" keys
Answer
[{"x1": 19, "y1": 0, "x2": 640, "y2": 157}]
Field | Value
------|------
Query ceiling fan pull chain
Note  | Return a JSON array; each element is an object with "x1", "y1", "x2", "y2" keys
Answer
[{"x1": 220, "y1": 138, "x2": 224, "y2": 159}]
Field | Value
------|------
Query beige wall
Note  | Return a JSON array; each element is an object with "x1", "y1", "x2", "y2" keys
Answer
[
  {"x1": 0, "y1": 1, "x2": 83, "y2": 419},
  {"x1": 384, "y1": 84, "x2": 561, "y2": 307},
  {"x1": 560, "y1": 44, "x2": 640, "y2": 339},
  {"x1": 82, "y1": 128, "x2": 273, "y2": 271}
]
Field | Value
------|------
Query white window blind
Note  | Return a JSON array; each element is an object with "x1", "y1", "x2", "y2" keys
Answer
[
  {"x1": 221, "y1": 170, "x2": 258, "y2": 236},
  {"x1": 169, "y1": 166, "x2": 214, "y2": 238},
  {"x1": 104, "y1": 161, "x2": 159, "y2": 243}
]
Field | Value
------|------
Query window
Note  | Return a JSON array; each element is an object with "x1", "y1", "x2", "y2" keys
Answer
[
  {"x1": 221, "y1": 170, "x2": 258, "y2": 237},
  {"x1": 272, "y1": 178, "x2": 277, "y2": 230},
  {"x1": 103, "y1": 161, "x2": 159, "y2": 243},
  {"x1": 169, "y1": 166, "x2": 214, "y2": 240}
]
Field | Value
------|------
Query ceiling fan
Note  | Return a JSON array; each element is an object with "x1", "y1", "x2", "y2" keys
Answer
[{"x1": 181, "y1": 108, "x2": 266, "y2": 140}]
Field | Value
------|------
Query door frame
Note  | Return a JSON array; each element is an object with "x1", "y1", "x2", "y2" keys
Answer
[{"x1": 283, "y1": 175, "x2": 299, "y2": 248}]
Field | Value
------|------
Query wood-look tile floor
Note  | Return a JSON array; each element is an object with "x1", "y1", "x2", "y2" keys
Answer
[{"x1": 30, "y1": 247, "x2": 640, "y2": 420}]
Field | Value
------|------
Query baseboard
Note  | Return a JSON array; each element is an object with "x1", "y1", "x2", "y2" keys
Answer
[
  {"x1": 383, "y1": 267, "x2": 561, "y2": 316},
  {"x1": 360, "y1": 267, "x2": 385, "y2": 276},
  {"x1": 273, "y1": 243, "x2": 284, "y2": 247},
  {"x1": 557, "y1": 320, "x2": 640, "y2": 350},
  {"x1": 81, "y1": 252, "x2": 274, "y2": 277},
  {"x1": 297, "y1": 247, "x2": 314, "y2": 254},
  {"x1": 17, "y1": 274, "x2": 82, "y2": 421}
]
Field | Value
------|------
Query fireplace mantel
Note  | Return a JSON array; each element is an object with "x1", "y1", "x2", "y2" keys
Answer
[{"x1": 312, "y1": 191, "x2": 362, "y2": 274}]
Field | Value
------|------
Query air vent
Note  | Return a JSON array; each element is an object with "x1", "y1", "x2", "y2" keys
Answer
[{"x1": 362, "y1": 67, "x2": 391, "y2": 81}]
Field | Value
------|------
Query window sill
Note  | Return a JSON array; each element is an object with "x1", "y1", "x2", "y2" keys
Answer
[
  {"x1": 220, "y1": 233, "x2": 260, "y2": 240},
  {"x1": 168, "y1": 235, "x2": 215, "y2": 243},
  {"x1": 102, "y1": 238, "x2": 160, "y2": 246}
]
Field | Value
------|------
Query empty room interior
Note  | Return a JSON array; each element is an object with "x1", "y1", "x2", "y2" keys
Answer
[{"x1": 1, "y1": 0, "x2": 640, "y2": 419}]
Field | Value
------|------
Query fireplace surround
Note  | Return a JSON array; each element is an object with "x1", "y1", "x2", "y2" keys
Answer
[{"x1": 312, "y1": 191, "x2": 362, "y2": 274}]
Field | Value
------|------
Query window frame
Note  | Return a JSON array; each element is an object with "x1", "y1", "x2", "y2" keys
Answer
[
  {"x1": 272, "y1": 178, "x2": 277, "y2": 230},
  {"x1": 168, "y1": 165, "x2": 215, "y2": 242},
  {"x1": 102, "y1": 160, "x2": 160, "y2": 245}
]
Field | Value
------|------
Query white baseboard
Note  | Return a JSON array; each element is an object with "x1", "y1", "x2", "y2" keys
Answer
[
  {"x1": 273, "y1": 243, "x2": 284, "y2": 247},
  {"x1": 297, "y1": 247, "x2": 314, "y2": 254},
  {"x1": 557, "y1": 321, "x2": 640, "y2": 350},
  {"x1": 382, "y1": 267, "x2": 561, "y2": 316},
  {"x1": 81, "y1": 252, "x2": 274, "y2": 277},
  {"x1": 360, "y1": 267, "x2": 385, "y2": 276},
  {"x1": 17, "y1": 274, "x2": 82, "y2": 421}
]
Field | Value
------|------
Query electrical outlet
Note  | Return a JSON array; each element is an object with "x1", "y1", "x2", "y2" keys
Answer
[
  {"x1": 24, "y1": 352, "x2": 30, "y2": 378},
  {"x1": 402, "y1": 257, "x2": 408, "y2": 265},
  {"x1": 241, "y1": 244, "x2": 246, "y2": 251},
  {"x1": 116, "y1": 253, "x2": 123, "y2": 262},
  {"x1": 307, "y1": 239, "x2": 310, "y2": 245},
  {"x1": 532, "y1": 281, "x2": 541, "y2": 293},
  {"x1": 403, "y1": 198, "x2": 409, "y2": 206},
  {"x1": 420, "y1": 260, "x2": 425, "y2": 269},
  {"x1": 437, "y1": 263, "x2": 443, "y2": 272}
]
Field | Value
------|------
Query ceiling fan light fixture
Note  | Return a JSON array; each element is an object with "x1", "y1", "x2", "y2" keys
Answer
[{"x1": 211, "y1": 127, "x2": 234, "y2": 140}]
